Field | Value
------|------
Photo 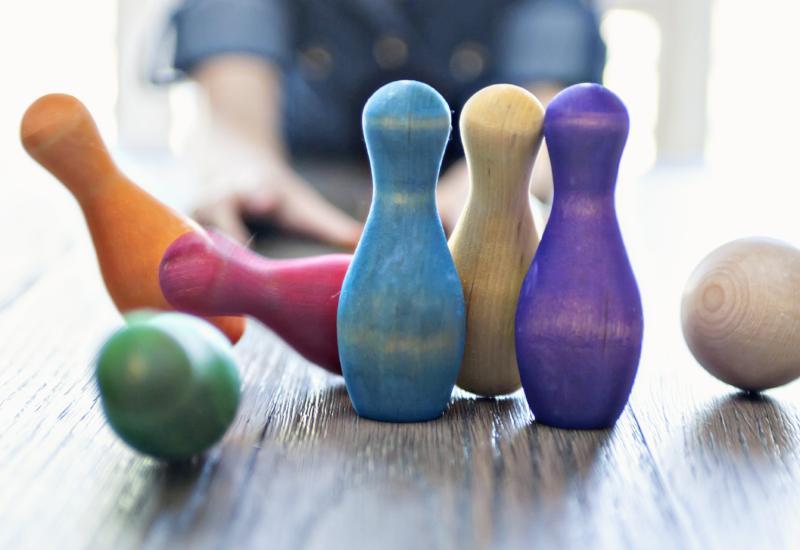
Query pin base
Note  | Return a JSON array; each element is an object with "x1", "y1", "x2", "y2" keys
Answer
[
  {"x1": 350, "y1": 404, "x2": 447, "y2": 423},
  {"x1": 527, "y1": 407, "x2": 622, "y2": 431}
]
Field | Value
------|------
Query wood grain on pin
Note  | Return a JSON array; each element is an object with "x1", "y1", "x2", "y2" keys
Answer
[
  {"x1": 449, "y1": 84, "x2": 543, "y2": 397},
  {"x1": 337, "y1": 80, "x2": 466, "y2": 422},
  {"x1": 20, "y1": 94, "x2": 244, "y2": 343},
  {"x1": 515, "y1": 84, "x2": 643, "y2": 430},
  {"x1": 681, "y1": 237, "x2": 800, "y2": 391},
  {"x1": 160, "y1": 231, "x2": 349, "y2": 374}
]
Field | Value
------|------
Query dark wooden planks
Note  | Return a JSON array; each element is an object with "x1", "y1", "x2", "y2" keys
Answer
[
  {"x1": 1, "y1": 164, "x2": 799, "y2": 549},
  {"x1": 0, "y1": 247, "x2": 676, "y2": 550},
  {"x1": 620, "y1": 168, "x2": 800, "y2": 550},
  {"x1": 0, "y1": 237, "x2": 681, "y2": 549}
]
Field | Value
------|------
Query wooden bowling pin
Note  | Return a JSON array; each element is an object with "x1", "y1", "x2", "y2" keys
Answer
[
  {"x1": 160, "y1": 231, "x2": 349, "y2": 374},
  {"x1": 20, "y1": 94, "x2": 244, "y2": 343},
  {"x1": 96, "y1": 311, "x2": 240, "y2": 460},
  {"x1": 515, "y1": 84, "x2": 643, "y2": 430},
  {"x1": 337, "y1": 81, "x2": 466, "y2": 422},
  {"x1": 681, "y1": 238, "x2": 800, "y2": 391},
  {"x1": 449, "y1": 84, "x2": 544, "y2": 397}
]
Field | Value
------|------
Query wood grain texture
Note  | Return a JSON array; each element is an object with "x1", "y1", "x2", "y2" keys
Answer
[
  {"x1": 2, "y1": 162, "x2": 800, "y2": 549},
  {"x1": 515, "y1": 84, "x2": 643, "y2": 429},
  {"x1": 0, "y1": 252, "x2": 676, "y2": 549},
  {"x1": 681, "y1": 237, "x2": 800, "y2": 390},
  {"x1": 338, "y1": 81, "x2": 465, "y2": 422},
  {"x1": 449, "y1": 84, "x2": 543, "y2": 397}
]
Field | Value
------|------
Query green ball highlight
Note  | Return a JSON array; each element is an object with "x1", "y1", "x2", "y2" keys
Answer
[{"x1": 96, "y1": 312, "x2": 241, "y2": 461}]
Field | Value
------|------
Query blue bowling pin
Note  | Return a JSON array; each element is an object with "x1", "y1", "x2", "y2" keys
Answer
[
  {"x1": 337, "y1": 80, "x2": 466, "y2": 422},
  {"x1": 514, "y1": 84, "x2": 644, "y2": 430}
]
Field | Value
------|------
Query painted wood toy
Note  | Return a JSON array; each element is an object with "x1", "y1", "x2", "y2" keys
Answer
[
  {"x1": 515, "y1": 84, "x2": 643, "y2": 430},
  {"x1": 96, "y1": 311, "x2": 240, "y2": 461},
  {"x1": 449, "y1": 84, "x2": 544, "y2": 397},
  {"x1": 337, "y1": 81, "x2": 466, "y2": 422},
  {"x1": 681, "y1": 237, "x2": 800, "y2": 391},
  {"x1": 160, "y1": 231, "x2": 349, "y2": 374},
  {"x1": 20, "y1": 94, "x2": 244, "y2": 343}
]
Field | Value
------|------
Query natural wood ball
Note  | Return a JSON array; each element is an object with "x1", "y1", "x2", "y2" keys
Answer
[{"x1": 681, "y1": 238, "x2": 800, "y2": 391}]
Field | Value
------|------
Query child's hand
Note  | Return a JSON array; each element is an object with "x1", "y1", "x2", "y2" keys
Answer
[{"x1": 194, "y1": 162, "x2": 363, "y2": 249}]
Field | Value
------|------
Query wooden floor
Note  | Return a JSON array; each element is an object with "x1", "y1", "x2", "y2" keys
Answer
[{"x1": 1, "y1": 160, "x2": 799, "y2": 549}]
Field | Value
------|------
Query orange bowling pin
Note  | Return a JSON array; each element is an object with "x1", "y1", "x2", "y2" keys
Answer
[{"x1": 20, "y1": 94, "x2": 244, "y2": 343}]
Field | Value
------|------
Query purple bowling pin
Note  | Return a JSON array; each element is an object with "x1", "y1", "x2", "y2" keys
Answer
[{"x1": 514, "y1": 84, "x2": 643, "y2": 430}]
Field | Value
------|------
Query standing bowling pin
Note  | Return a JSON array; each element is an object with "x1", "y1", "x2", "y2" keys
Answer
[
  {"x1": 515, "y1": 84, "x2": 643, "y2": 429},
  {"x1": 160, "y1": 231, "x2": 349, "y2": 374},
  {"x1": 681, "y1": 238, "x2": 800, "y2": 391},
  {"x1": 449, "y1": 84, "x2": 544, "y2": 397},
  {"x1": 20, "y1": 94, "x2": 244, "y2": 343},
  {"x1": 337, "y1": 81, "x2": 466, "y2": 422}
]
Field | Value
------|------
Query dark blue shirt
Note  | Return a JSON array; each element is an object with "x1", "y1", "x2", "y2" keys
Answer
[{"x1": 169, "y1": 0, "x2": 605, "y2": 159}]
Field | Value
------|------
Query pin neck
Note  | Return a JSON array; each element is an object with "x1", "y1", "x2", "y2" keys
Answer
[
  {"x1": 468, "y1": 180, "x2": 532, "y2": 207},
  {"x1": 371, "y1": 186, "x2": 438, "y2": 218},
  {"x1": 544, "y1": 111, "x2": 627, "y2": 198},
  {"x1": 71, "y1": 168, "x2": 128, "y2": 204},
  {"x1": 552, "y1": 174, "x2": 618, "y2": 198},
  {"x1": 549, "y1": 185, "x2": 618, "y2": 224},
  {"x1": 369, "y1": 159, "x2": 442, "y2": 198},
  {"x1": 548, "y1": 149, "x2": 622, "y2": 198}
]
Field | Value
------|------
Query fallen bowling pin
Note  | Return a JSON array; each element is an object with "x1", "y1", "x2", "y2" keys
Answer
[
  {"x1": 160, "y1": 231, "x2": 349, "y2": 374},
  {"x1": 449, "y1": 84, "x2": 544, "y2": 397},
  {"x1": 96, "y1": 311, "x2": 240, "y2": 461},
  {"x1": 681, "y1": 237, "x2": 800, "y2": 391},
  {"x1": 20, "y1": 94, "x2": 244, "y2": 343},
  {"x1": 515, "y1": 84, "x2": 643, "y2": 430},
  {"x1": 337, "y1": 80, "x2": 466, "y2": 422}
]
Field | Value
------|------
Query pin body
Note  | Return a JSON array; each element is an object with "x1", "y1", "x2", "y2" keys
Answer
[
  {"x1": 449, "y1": 84, "x2": 543, "y2": 396},
  {"x1": 337, "y1": 81, "x2": 466, "y2": 422},
  {"x1": 515, "y1": 84, "x2": 643, "y2": 429},
  {"x1": 681, "y1": 238, "x2": 800, "y2": 391},
  {"x1": 160, "y1": 231, "x2": 349, "y2": 374},
  {"x1": 20, "y1": 94, "x2": 244, "y2": 343}
]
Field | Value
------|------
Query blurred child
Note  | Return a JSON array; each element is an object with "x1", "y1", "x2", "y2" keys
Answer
[{"x1": 167, "y1": 0, "x2": 605, "y2": 245}]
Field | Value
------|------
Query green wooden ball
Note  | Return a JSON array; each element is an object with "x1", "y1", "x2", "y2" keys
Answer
[{"x1": 96, "y1": 312, "x2": 241, "y2": 461}]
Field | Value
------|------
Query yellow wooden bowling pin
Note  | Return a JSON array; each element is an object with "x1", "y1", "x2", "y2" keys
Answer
[{"x1": 448, "y1": 84, "x2": 544, "y2": 396}]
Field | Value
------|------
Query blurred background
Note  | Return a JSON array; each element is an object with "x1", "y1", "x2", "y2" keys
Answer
[
  {"x1": 2, "y1": 1, "x2": 799, "y2": 202},
  {"x1": 1, "y1": 0, "x2": 798, "y2": 281}
]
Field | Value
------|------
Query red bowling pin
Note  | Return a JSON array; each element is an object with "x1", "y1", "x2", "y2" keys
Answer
[{"x1": 160, "y1": 231, "x2": 349, "y2": 373}]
